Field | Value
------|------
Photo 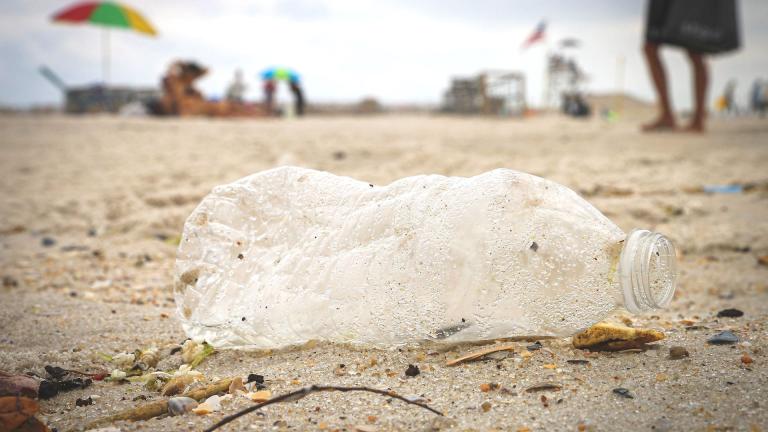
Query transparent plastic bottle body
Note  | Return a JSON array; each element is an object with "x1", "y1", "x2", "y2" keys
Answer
[{"x1": 175, "y1": 167, "x2": 676, "y2": 349}]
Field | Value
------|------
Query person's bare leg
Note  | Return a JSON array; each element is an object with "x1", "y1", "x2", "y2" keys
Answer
[
  {"x1": 642, "y1": 42, "x2": 676, "y2": 131},
  {"x1": 685, "y1": 51, "x2": 708, "y2": 132}
]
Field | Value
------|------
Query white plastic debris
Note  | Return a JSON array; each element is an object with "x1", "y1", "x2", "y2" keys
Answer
[{"x1": 175, "y1": 167, "x2": 676, "y2": 348}]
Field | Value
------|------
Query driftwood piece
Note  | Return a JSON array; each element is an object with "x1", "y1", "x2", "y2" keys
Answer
[
  {"x1": 79, "y1": 377, "x2": 233, "y2": 431},
  {"x1": 445, "y1": 343, "x2": 517, "y2": 366}
]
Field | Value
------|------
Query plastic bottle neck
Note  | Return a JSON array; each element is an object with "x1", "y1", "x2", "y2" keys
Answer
[{"x1": 618, "y1": 229, "x2": 677, "y2": 313}]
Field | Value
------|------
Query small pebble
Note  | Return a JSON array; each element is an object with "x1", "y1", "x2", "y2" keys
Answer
[
  {"x1": 707, "y1": 331, "x2": 740, "y2": 345},
  {"x1": 479, "y1": 383, "x2": 499, "y2": 392},
  {"x1": 741, "y1": 354, "x2": 753, "y2": 365},
  {"x1": 168, "y1": 396, "x2": 198, "y2": 416},
  {"x1": 75, "y1": 396, "x2": 93, "y2": 407},
  {"x1": 612, "y1": 388, "x2": 634, "y2": 399},
  {"x1": 716, "y1": 308, "x2": 744, "y2": 318},
  {"x1": 404, "y1": 364, "x2": 420, "y2": 377},
  {"x1": 41, "y1": 237, "x2": 56, "y2": 247},
  {"x1": 2, "y1": 276, "x2": 18, "y2": 288},
  {"x1": 247, "y1": 373, "x2": 264, "y2": 384},
  {"x1": 527, "y1": 341, "x2": 543, "y2": 351},
  {"x1": 480, "y1": 401, "x2": 492, "y2": 412},
  {"x1": 668, "y1": 346, "x2": 690, "y2": 360}
]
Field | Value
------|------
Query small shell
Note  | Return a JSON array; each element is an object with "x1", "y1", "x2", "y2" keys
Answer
[
  {"x1": 203, "y1": 394, "x2": 222, "y2": 411},
  {"x1": 246, "y1": 390, "x2": 271, "y2": 402},
  {"x1": 139, "y1": 348, "x2": 160, "y2": 368},
  {"x1": 192, "y1": 402, "x2": 212, "y2": 415},
  {"x1": 228, "y1": 377, "x2": 246, "y2": 394},
  {"x1": 181, "y1": 340, "x2": 204, "y2": 364},
  {"x1": 168, "y1": 397, "x2": 198, "y2": 416}
]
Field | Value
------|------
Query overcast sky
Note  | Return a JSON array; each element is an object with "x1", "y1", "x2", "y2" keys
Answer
[{"x1": 1, "y1": 0, "x2": 766, "y2": 109}]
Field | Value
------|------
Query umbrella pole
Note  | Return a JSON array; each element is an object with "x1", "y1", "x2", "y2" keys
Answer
[{"x1": 102, "y1": 27, "x2": 110, "y2": 84}]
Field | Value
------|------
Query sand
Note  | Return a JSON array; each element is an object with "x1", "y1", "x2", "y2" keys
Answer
[{"x1": 0, "y1": 113, "x2": 766, "y2": 431}]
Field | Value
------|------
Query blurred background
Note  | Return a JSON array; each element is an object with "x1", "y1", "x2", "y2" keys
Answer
[{"x1": 1, "y1": 0, "x2": 766, "y2": 114}]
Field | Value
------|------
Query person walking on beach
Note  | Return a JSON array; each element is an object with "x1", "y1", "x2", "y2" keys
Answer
[
  {"x1": 642, "y1": 0, "x2": 741, "y2": 133},
  {"x1": 226, "y1": 69, "x2": 246, "y2": 104},
  {"x1": 751, "y1": 79, "x2": 766, "y2": 117}
]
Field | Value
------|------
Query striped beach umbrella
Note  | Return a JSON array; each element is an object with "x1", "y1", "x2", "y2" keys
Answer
[{"x1": 52, "y1": 2, "x2": 157, "y2": 83}]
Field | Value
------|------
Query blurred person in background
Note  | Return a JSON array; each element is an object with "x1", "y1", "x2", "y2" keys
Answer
[
  {"x1": 751, "y1": 78, "x2": 767, "y2": 117},
  {"x1": 226, "y1": 69, "x2": 246, "y2": 104},
  {"x1": 642, "y1": 0, "x2": 741, "y2": 133},
  {"x1": 289, "y1": 78, "x2": 305, "y2": 116}
]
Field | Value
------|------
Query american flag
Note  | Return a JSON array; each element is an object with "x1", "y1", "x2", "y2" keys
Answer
[{"x1": 522, "y1": 20, "x2": 547, "y2": 49}]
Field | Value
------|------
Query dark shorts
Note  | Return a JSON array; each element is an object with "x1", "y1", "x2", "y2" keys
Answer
[
  {"x1": 645, "y1": 0, "x2": 740, "y2": 54},
  {"x1": 645, "y1": 0, "x2": 674, "y2": 44}
]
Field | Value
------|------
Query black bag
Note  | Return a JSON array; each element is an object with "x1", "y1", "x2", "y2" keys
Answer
[{"x1": 646, "y1": 0, "x2": 741, "y2": 54}]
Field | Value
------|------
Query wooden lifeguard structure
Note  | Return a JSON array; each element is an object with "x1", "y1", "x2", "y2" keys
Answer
[{"x1": 441, "y1": 70, "x2": 526, "y2": 116}]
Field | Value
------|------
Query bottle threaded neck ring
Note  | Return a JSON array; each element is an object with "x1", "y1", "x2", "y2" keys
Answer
[{"x1": 618, "y1": 229, "x2": 677, "y2": 313}]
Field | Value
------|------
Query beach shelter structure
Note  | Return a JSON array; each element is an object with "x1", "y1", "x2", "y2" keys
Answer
[{"x1": 51, "y1": 1, "x2": 157, "y2": 83}]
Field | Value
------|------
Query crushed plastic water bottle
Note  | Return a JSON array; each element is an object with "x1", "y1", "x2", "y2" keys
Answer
[{"x1": 175, "y1": 167, "x2": 677, "y2": 349}]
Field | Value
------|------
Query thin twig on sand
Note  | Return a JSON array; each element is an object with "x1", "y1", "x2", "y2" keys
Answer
[{"x1": 203, "y1": 385, "x2": 444, "y2": 432}]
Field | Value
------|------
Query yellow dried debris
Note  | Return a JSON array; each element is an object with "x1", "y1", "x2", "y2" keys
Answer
[{"x1": 572, "y1": 322, "x2": 664, "y2": 351}]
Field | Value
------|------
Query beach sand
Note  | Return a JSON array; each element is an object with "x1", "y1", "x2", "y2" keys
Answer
[{"x1": 0, "y1": 113, "x2": 766, "y2": 431}]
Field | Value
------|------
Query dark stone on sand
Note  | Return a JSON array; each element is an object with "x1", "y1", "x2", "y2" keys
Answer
[
  {"x1": 75, "y1": 396, "x2": 93, "y2": 407},
  {"x1": 613, "y1": 388, "x2": 634, "y2": 399},
  {"x1": 405, "y1": 364, "x2": 421, "y2": 377},
  {"x1": 2, "y1": 275, "x2": 18, "y2": 288},
  {"x1": 41, "y1": 237, "x2": 56, "y2": 247},
  {"x1": 707, "y1": 331, "x2": 739, "y2": 345},
  {"x1": 717, "y1": 308, "x2": 744, "y2": 318},
  {"x1": 247, "y1": 374, "x2": 265, "y2": 384},
  {"x1": 527, "y1": 341, "x2": 543, "y2": 351}
]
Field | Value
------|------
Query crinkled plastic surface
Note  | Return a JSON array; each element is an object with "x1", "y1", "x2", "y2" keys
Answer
[{"x1": 175, "y1": 167, "x2": 625, "y2": 349}]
